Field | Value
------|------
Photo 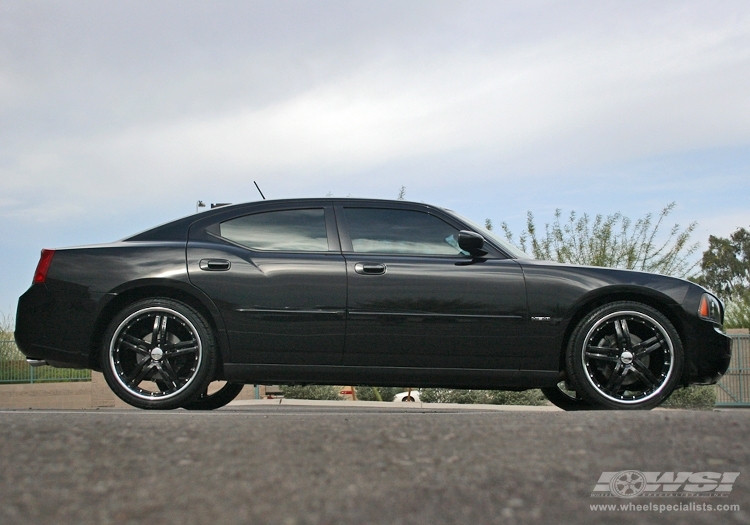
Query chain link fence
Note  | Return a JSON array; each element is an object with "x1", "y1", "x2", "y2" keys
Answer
[
  {"x1": 715, "y1": 334, "x2": 750, "y2": 406},
  {"x1": 0, "y1": 339, "x2": 91, "y2": 384}
]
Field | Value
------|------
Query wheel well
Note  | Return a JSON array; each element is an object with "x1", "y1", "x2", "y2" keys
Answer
[
  {"x1": 556, "y1": 291, "x2": 686, "y2": 373},
  {"x1": 88, "y1": 285, "x2": 226, "y2": 374}
]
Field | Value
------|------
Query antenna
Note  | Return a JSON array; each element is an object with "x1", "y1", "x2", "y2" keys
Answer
[{"x1": 254, "y1": 181, "x2": 266, "y2": 200}]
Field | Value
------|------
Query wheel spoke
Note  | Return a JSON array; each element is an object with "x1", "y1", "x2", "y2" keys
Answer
[
  {"x1": 633, "y1": 336, "x2": 663, "y2": 357},
  {"x1": 164, "y1": 340, "x2": 199, "y2": 357},
  {"x1": 613, "y1": 319, "x2": 632, "y2": 352},
  {"x1": 603, "y1": 362, "x2": 628, "y2": 396},
  {"x1": 158, "y1": 316, "x2": 168, "y2": 345},
  {"x1": 586, "y1": 345, "x2": 620, "y2": 362},
  {"x1": 157, "y1": 361, "x2": 181, "y2": 391},
  {"x1": 151, "y1": 315, "x2": 162, "y2": 345},
  {"x1": 631, "y1": 360, "x2": 660, "y2": 389},
  {"x1": 126, "y1": 360, "x2": 152, "y2": 387},
  {"x1": 120, "y1": 334, "x2": 151, "y2": 355}
]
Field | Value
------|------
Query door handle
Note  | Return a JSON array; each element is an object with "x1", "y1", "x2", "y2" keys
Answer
[
  {"x1": 354, "y1": 263, "x2": 386, "y2": 275},
  {"x1": 199, "y1": 259, "x2": 231, "y2": 271}
]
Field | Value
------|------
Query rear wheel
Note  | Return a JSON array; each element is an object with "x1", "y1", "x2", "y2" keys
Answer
[
  {"x1": 182, "y1": 381, "x2": 245, "y2": 410},
  {"x1": 566, "y1": 301, "x2": 683, "y2": 410},
  {"x1": 101, "y1": 298, "x2": 216, "y2": 410},
  {"x1": 541, "y1": 382, "x2": 595, "y2": 411}
]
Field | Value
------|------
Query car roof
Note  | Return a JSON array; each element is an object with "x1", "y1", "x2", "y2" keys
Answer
[{"x1": 124, "y1": 197, "x2": 448, "y2": 242}]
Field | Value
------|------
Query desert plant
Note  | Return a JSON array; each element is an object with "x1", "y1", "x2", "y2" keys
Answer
[
  {"x1": 353, "y1": 386, "x2": 402, "y2": 402},
  {"x1": 279, "y1": 385, "x2": 342, "y2": 400},
  {"x1": 420, "y1": 388, "x2": 545, "y2": 405},
  {"x1": 661, "y1": 385, "x2": 716, "y2": 410},
  {"x1": 497, "y1": 202, "x2": 698, "y2": 277}
]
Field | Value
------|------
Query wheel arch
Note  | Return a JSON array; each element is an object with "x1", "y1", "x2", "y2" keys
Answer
[
  {"x1": 88, "y1": 280, "x2": 229, "y2": 375},
  {"x1": 555, "y1": 287, "x2": 687, "y2": 379}
]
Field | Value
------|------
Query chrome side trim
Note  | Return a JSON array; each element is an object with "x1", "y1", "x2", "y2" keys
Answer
[
  {"x1": 348, "y1": 311, "x2": 523, "y2": 319},
  {"x1": 235, "y1": 308, "x2": 345, "y2": 315}
]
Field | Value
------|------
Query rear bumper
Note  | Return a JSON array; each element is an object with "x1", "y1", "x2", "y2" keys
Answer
[{"x1": 15, "y1": 283, "x2": 103, "y2": 369}]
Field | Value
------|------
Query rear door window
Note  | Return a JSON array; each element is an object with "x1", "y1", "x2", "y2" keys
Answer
[{"x1": 220, "y1": 208, "x2": 328, "y2": 251}]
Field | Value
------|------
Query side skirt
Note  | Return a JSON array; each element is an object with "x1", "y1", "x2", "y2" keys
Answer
[{"x1": 223, "y1": 364, "x2": 559, "y2": 390}]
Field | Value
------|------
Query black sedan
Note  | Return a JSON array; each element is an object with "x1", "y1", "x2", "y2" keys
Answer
[{"x1": 15, "y1": 198, "x2": 731, "y2": 410}]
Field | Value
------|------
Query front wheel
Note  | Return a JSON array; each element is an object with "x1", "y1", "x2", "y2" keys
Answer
[
  {"x1": 101, "y1": 298, "x2": 217, "y2": 410},
  {"x1": 565, "y1": 301, "x2": 684, "y2": 410}
]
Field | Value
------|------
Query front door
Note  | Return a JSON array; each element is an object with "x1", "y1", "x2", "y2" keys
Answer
[{"x1": 337, "y1": 204, "x2": 529, "y2": 370}]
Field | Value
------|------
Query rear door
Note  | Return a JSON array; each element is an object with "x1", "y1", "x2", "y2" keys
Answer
[
  {"x1": 337, "y1": 203, "x2": 529, "y2": 370},
  {"x1": 187, "y1": 202, "x2": 346, "y2": 365}
]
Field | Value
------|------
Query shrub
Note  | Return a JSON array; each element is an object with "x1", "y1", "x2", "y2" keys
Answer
[
  {"x1": 279, "y1": 385, "x2": 342, "y2": 400},
  {"x1": 661, "y1": 385, "x2": 716, "y2": 409},
  {"x1": 353, "y1": 386, "x2": 402, "y2": 402},
  {"x1": 420, "y1": 388, "x2": 546, "y2": 405}
]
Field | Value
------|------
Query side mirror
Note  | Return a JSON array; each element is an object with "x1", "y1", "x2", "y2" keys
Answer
[{"x1": 458, "y1": 230, "x2": 488, "y2": 256}]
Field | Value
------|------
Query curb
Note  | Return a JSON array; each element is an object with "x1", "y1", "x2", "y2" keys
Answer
[{"x1": 228, "y1": 398, "x2": 562, "y2": 411}]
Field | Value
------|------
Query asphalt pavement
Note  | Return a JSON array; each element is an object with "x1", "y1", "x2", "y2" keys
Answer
[{"x1": 1, "y1": 403, "x2": 749, "y2": 525}]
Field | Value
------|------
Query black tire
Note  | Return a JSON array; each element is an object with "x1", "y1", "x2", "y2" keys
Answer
[
  {"x1": 566, "y1": 301, "x2": 684, "y2": 410},
  {"x1": 101, "y1": 298, "x2": 217, "y2": 410},
  {"x1": 182, "y1": 381, "x2": 245, "y2": 410},
  {"x1": 402, "y1": 396, "x2": 416, "y2": 402},
  {"x1": 541, "y1": 382, "x2": 596, "y2": 411}
]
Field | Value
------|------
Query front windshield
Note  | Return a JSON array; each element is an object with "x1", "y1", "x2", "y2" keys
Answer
[{"x1": 446, "y1": 210, "x2": 531, "y2": 259}]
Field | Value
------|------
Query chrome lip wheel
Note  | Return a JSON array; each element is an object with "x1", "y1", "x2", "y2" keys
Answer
[
  {"x1": 581, "y1": 310, "x2": 674, "y2": 405},
  {"x1": 109, "y1": 307, "x2": 203, "y2": 401}
]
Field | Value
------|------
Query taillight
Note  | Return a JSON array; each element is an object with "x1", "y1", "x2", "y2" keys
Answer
[{"x1": 33, "y1": 249, "x2": 55, "y2": 284}]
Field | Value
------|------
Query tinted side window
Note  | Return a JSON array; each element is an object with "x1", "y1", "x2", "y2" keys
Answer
[
  {"x1": 220, "y1": 209, "x2": 328, "y2": 251},
  {"x1": 344, "y1": 208, "x2": 465, "y2": 255}
]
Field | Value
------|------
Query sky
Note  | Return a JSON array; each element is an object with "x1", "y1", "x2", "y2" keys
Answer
[{"x1": 1, "y1": 0, "x2": 749, "y2": 315}]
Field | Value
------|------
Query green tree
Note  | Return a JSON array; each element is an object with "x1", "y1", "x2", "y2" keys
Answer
[
  {"x1": 724, "y1": 293, "x2": 750, "y2": 329},
  {"x1": 497, "y1": 202, "x2": 698, "y2": 277},
  {"x1": 693, "y1": 227, "x2": 750, "y2": 329},
  {"x1": 0, "y1": 312, "x2": 19, "y2": 362},
  {"x1": 694, "y1": 227, "x2": 750, "y2": 301}
]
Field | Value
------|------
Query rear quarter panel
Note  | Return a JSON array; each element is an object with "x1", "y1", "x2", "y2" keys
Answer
[{"x1": 15, "y1": 243, "x2": 197, "y2": 368}]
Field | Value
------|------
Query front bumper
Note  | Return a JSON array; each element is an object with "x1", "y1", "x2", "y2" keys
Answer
[{"x1": 684, "y1": 323, "x2": 732, "y2": 385}]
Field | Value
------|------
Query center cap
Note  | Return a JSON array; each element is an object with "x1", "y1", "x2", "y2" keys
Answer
[
  {"x1": 620, "y1": 351, "x2": 633, "y2": 365},
  {"x1": 150, "y1": 347, "x2": 164, "y2": 361}
]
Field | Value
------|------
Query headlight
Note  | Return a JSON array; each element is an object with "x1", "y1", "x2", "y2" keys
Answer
[{"x1": 698, "y1": 293, "x2": 722, "y2": 324}]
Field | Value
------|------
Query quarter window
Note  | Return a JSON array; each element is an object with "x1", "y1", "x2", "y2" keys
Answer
[
  {"x1": 220, "y1": 209, "x2": 328, "y2": 251},
  {"x1": 344, "y1": 208, "x2": 465, "y2": 255}
]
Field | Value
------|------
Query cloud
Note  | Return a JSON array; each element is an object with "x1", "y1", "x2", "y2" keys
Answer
[
  {"x1": 1, "y1": 1, "x2": 749, "y2": 223},
  {"x1": 1, "y1": 1, "x2": 750, "y2": 312}
]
